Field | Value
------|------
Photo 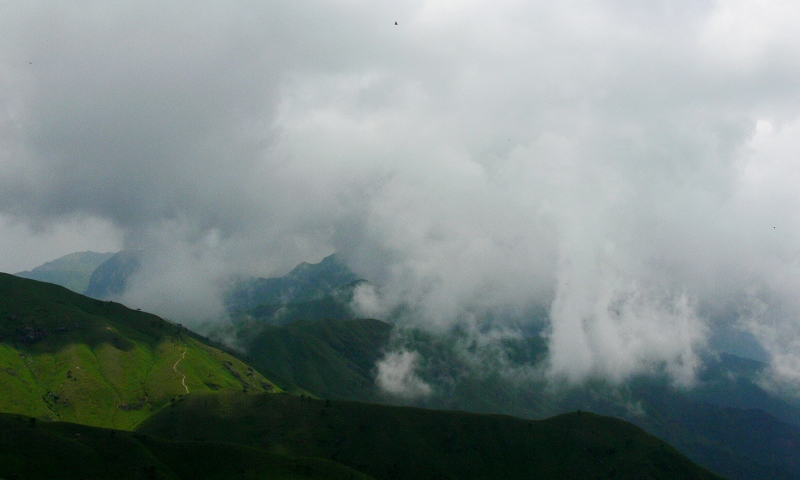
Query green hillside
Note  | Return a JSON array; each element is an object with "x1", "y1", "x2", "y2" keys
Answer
[
  {"x1": 14, "y1": 251, "x2": 114, "y2": 293},
  {"x1": 137, "y1": 391, "x2": 723, "y2": 480},
  {"x1": 0, "y1": 412, "x2": 374, "y2": 480},
  {"x1": 231, "y1": 318, "x2": 392, "y2": 401},
  {"x1": 0, "y1": 273, "x2": 280, "y2": 430}
]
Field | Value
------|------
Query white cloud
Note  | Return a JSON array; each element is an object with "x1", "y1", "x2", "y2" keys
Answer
[
  {"x1": 375, "y1": 350, "x2": 432, "y2": 399},
  {"x1": 0, "y1": 214, "x2": 120, "y2": 273}
]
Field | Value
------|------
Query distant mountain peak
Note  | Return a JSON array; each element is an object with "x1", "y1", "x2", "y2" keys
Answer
[
  {"x1": 84, "y1": 250, "x2": 143, "y2": 299},
  {"x1": 225, "y1": 253, "x2": 362, "y2": 313},
  {"x1": 14, "y1": 251, "x2": 115, "y2": 294}
]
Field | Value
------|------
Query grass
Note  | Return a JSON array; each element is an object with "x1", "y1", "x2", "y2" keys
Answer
[
  {"x1": 229, "y1": 318, "x2": 392, "y2": 401},
  {"x1": 0, "y1": 273, "x2": 281, "y2": 430}
]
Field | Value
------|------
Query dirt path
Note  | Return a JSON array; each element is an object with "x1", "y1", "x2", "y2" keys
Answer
[{"x1": 173, "y1": 350, "x2": 189, "y2": 394}]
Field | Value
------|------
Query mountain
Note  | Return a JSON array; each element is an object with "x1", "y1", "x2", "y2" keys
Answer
[
  {"x1": 0, "y1": 273, "x2": 280, "y2": 430},
  {"x1": 0, "y1": 272, "x2": 723, "y2": 479},
  {"x1": 225, "y1": 253, "x2": 361, "y2": 312},
  {"x1": 240, "y1": 282, "x2": 362, "y2": 326},
  {"x1": 36, "y1": 249, "x2": 361, "y2": 309},
  {"x1": 215, "y1": 309, "x2": 800, "y2": 480},
  {"x1": 14, "y1": 251, "x2": 114, "y2": 294},
  {"x1": 84, "y1": 250, "x2": 143, "y2": 299},
  {"x1": 630, "y1": 380, "x2": 800, "y2": 480},
  {"x1": 690, "y1": 352, "x2": 800, "y2": 426},
  {"x1": 137, "y1": 391, "x2": 723, "y2": 480},
  {"x1": 13, "y1": 251, "x2": 800, "y2": 478}
]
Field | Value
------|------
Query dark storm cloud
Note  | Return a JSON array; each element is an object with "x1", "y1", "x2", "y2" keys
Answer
[{"x1": 3, "y1": 1, "x2": 800, "y2": 387}]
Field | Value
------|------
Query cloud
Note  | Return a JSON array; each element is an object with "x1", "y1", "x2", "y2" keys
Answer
[
  {"x1": 117, "y1": 222, "x2": 229, "y2": 323},
  {"x1": 375, "y1": 350, "x2": 432, "y2": 399},
  {"x1": 547, "y1": 269, "x2": 706, "y2": 386},
  {"x1": 2, "y1": 1, "x2": 800, "y2": 385},
  {"x1": 0, "y1": 214, "x2": 120, "y2": 273},
  {"x1": 351, "y1": 282, "x2": 390, "y2": 320}
]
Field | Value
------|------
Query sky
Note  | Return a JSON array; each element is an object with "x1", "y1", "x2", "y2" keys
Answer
[{"x1": 2, "y1": 0, "x2": 800, "y2": 388}]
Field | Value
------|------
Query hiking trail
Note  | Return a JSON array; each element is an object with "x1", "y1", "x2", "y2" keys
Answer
[{"x1": 173, "y1": 350, "x2": 189, "y2": 394}]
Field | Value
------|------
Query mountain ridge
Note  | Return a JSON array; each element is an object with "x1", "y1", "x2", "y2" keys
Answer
[{"x1": 137, "y1": 390, "x2": 724, "y2": 480}]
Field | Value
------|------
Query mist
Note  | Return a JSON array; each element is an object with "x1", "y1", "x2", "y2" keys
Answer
[{"x1": 2, "y1": 1, "x2": 800, "y2": 387}]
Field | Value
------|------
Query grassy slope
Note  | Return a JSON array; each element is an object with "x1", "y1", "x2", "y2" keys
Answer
[
  {"x1": 14, "y1": 251, "x2": 114, "y2": 294},
  {"x1": 138, "y1": 391, "x2": 723, "y2": 480},
  {"x1": 234, "y1": 318, "x2": 392, "y2": 401},
  {"x1": 0, "y1": 413, "x2": 374, "y2": 480},
  {"x1": 0, "y1": 273, "x2": 280, "y2": 430},
  {"x1": 226, "y1": 318, "x2": 564, "y2": 418}
]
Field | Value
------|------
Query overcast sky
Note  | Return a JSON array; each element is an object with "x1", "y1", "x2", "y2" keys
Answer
[{"x1": 2, "y1": 0, "x2": 800, "y2": 386}]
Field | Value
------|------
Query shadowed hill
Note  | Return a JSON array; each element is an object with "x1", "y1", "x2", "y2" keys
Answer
[
  {"x1": 231, "y1": 317, "x2": 392, "y2": 401},
  {"x1": 137, "y1": 391, "x2": 724, "y2": 480},
  {"x1": 0, "y1": 273, "x2": 280, "y2": 430},
  {"x1": 0, "y1": 412, "x2": 375, "y2": 480}
]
